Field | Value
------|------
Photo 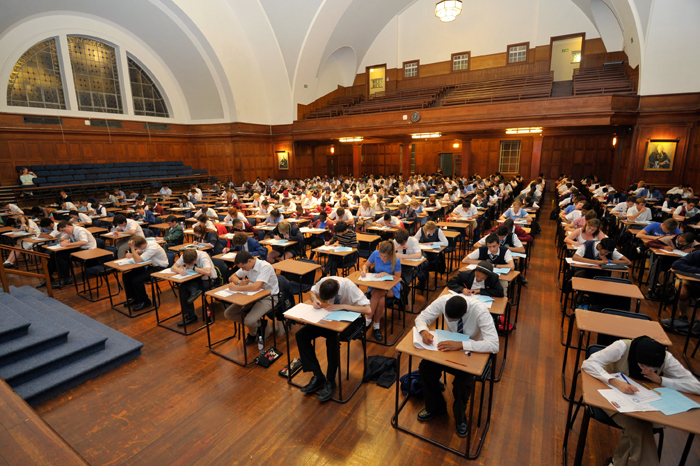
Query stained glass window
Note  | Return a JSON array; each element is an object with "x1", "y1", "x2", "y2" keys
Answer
[
  {"x1": 128, "y1": 58, "x2": 169, "y2": 118},
  {"x1": 7, "y1": 38, "x2": 66, "y2": 109},
  {"x1": 67, "y1": 36, "x2": 123, "y2": 114}
]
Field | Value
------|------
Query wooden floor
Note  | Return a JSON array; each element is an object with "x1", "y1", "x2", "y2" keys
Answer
[{"x1": 4, "y1": 203, "x2": 700, "y2": 465}]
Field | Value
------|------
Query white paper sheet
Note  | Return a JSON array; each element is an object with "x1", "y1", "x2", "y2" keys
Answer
[{"x1": 284, "y1": 303, "x2": 330, "y2": 324}]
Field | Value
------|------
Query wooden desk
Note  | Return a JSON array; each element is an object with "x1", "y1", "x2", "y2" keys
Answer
[
  {"x1": 70, "y1": 248, "x2": 115, "y2": 302},
  {"x1": 391, "y1": 332, "x2": 494, "y2": 459},
  {"x1": 150, "y1": 269, "x2": 207, "y2": 335},
  {"x1": 212, "y1": 252, "x2": 238, "y2": 263},
  {"x1": 102, "y1": 258, "x2": 158, "y2": 317},
  {"x1": 86, "y1": 226, "x2": 108, "y2": 236},
  {"x1": 169, "y1": 243, "x2": 212, "y2": 253},
  {"x1": 273, "y1": 258, "x2": 321, "y2": 301},
  {"x1": 570, "y1": 276, "x2": 643, "y2": 313},
  {"x1": 573, "y1": 373, "x2": 700, "y2": 466},
  {"x1": 204, "y1": 285, "x2": 272, "y2": 366}
]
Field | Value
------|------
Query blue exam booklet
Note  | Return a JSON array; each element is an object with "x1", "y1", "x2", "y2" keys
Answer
[
  {"x1": 434, "y1": 329, "x2": 470, "y2": 342},
  {"x1": 650, "y1": 388, "x2": 700, "y2": 416},
  {"x1": 324, "y1": 311, "x2": 361, "y2": 322}
]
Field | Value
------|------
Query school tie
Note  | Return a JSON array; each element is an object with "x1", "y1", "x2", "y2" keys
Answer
[
  {"x1": 457, "y1": 318, "x2": 464, "y2": 334},
  {"x1": 334, "y1": 295, "x2": 341, "y2": 305},
  {"x1": 489, "y1": 253, "x2": 497, "y2": 261}
]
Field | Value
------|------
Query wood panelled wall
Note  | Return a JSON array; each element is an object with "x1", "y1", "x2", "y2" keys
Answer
[
  {"x1": 539, "y1": 134, "x2": 615, "y2": 182},
  {"x1": 469, "y1": 138, "x2": 534, "y2": 181}
]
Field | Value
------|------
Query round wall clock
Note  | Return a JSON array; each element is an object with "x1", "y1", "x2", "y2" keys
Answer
[{"x1": 410, "y1": 111, "x2": 421, "y2": 123}]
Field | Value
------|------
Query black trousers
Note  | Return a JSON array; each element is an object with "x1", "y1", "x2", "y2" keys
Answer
[
  {"x1": 47, "y1": 250, "x2": 71, "y2": 279},
  {"x1": 123, "y1": 266, "x2": 161, "y2": 303},
  {"x1": 295, "y1": 321, "x2": 360, "y2": 382},
  {"x1": 419, "y1": 359, "x2": 474, "y2": 424},
  {"x1": 179, "y1": 277, "x2": 205, "y2": 318}
]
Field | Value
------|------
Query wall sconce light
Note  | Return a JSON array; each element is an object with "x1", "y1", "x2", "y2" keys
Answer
[
  {"x1": 453, "y1": 143, "x2": 460, "y2": 148},
  {"x1": 330, "y1": 146, "x2": 335, "y2": 154},
  {"x1": 612, "y1": 137, "x2": 617, "y2": 147}
]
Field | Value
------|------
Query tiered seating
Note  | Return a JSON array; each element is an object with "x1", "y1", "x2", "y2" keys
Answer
[
  {"x1": 442, "y1": 72, "x2": 553, "y2": 106},
  {"x1": 305, "y1": 94, "x2": 364, "y2": 119},
  {"x1": 573, "y1": 64, "x2": 635, "y2": 95},
  {"x1": 26, "y1": 161, "x2": 206, "y2": 187},
  {"x1": 343, "y1": 85, "x2": 446, "y2": 115}
]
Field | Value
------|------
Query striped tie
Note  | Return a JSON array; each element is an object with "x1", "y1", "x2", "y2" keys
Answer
[{"x1": 457, "y1": 318, "x2": 463, "y2": 334}]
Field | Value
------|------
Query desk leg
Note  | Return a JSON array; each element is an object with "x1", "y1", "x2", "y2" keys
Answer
[
  {"x1": 561, "y1": 313, "x2": 576, "y2": 397},
  {"x1": 679, "y1": 433, "x2": 695, "y2": 466},
  {"x1": 572, "y1": 403, "x2": 591, "y2": 466},
  {"x1": 683, "y1": 301, "x2": 700, "y2": 376}
]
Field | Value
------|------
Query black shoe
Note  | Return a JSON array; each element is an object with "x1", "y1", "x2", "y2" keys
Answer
[
  {"x1": 602, "y1": 457, "x2": 613, "y2": 466},
  {"x1": 133, "y1": 300, "x2": 151, "y2": 312},
  {"x1": 36, "y1": 280, "x2": 47, "y2": 288},
  {"x1": 521, "y1": 278, "x2": 528, "y2": 285},
  {"x1": 123, "y1": 298, "x2": 136, "y2": 307},
  {"x1": 417, "y1": 280, "x2": 426, "y2": 291},
  {"x1": 177, "y1": 314, "x2": 198, "y2": 327},
  {"x1": 456, "y1": 421, "x2": 469, "y2": 438},
  {"x1": 300, "y1": 375, "x2": 326, "y2": 394},
  {"x1": 244, "y1": 333, "x2": 257, "y2": 345},
  {"x1": 186, "y1": 289, "x2": 203, "y2": 304},
  {"x1": 60, "y1": 278, "x2": 73, "y2": 286},
  {"x1": 51, "y1": 280, "x2": 64, "y2": 288},
  {"x1": 372, "y1": 328, "x2": 383, "y2": 341},
  {"x1": 317, "y1": 381, "x2": 336, "y2": 402},
  {"x1": 417, "y1": 407, "x2": 446, "y2": 422}
]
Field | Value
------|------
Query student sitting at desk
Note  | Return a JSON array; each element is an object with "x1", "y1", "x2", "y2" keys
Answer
[
  {"x1": 450, "y1": 200, "x2": 478, "y2": 222},
  {"x1": 158, "y1": 215, "x2": 184, "y2": 250},
  {"x1": 3, "y1": 215, "x2": 40, "y2": 268},
  {"x1": 196, "y1": 214, "x2": 216, "y2": 232},
  {"x1": 571, "y1": 237, "x2": 632, "y2": 279},
  {"x1": 91, "y1": 202, "x2": 107, "y2": 219},
  {"x1": 414, "y1": 294, "x2": 499, "y2": 437},
  {"x1": 38, "y1": 221, "x2": 97, "y2": 288},
  {"x1": 564, "y1": 202, "x2": 591, "y2": 225},
  {"x1": 171, "y1": 248, "x2": 217, "y2": 327},
  {"x1": 123, "y1": 236, "x2": 169, "y2": 311},
  {"x1": 374, "y1": 212, "x2": 400, "y2": 228},
  {"x1": 4, "y1": 203, "x2": 23, "y2": 215},
  {"x1": 148, "y1": 201, "x2": 165, "y2": 217},
  {"x1": 447, "y1": 261, "x2": 504, "y2": 297},
  {"x1": 178, "y1": 196, "x2": 195, "y2": 210},
  {"x1": 267, "y1": 220, "x2": 303, "y2": 264},
  {"x1": 194, "y1": 205, "x2": 217, "y2": 218},
  {"x1": 569, "y1": 208, "x2": 596, "y2": 231},
  {"x1": 424, "y1": 195, "x2": 442, "y2": 210},
  {"x1": 396, "y1": 191, "x2": 411, "y2": 205},
  {"x1": 224, "y1": 207, "x2": 246, "y2": 225},
  {"x1": 582, "y1": 336, "x2": 700, "y2": 466},
  {"x1": 223, "y1": 232, "x2": 267, "y2": 259},
  {"x1": 394, "y1": 227, "x2": 424, "y2": 283},
  {"x1": 68, "y1": 210, "x2": 92, "y2": 225},
  {"x1": 159, "y1": 185, "x2": 172, "y2": 196},
  {"x1": 477, "y1": 225, "x2": 526, "y2": 254},
  {"x1": 361, "y1": 241, "x2": 401, "y2": 342},
  {"x1": 193, "y1": 224, "x2": 223, "y2": 256},
  {"x1": 291, "y1": 204, "x2": 313, "y2": 221},
  {"x1": 356, "y1": 199, "x2": 375, "y2": 233},
  {"x1": 635, "y1": 218, "x2": 681, "y2": 243},
  {"x1": 231, "y1": 218, "x2": 258, "y2": 237},
  {"x1": 296, "y1": 276, "x2": 372, "y2": 402},
  {"x1": 322, "y1": 220, "x2": 357, "y2": 276},
  {"x1": 672, "y1": 198, "x2": 699, "y2": 221},
  {"x1": 501, "y1": 200, "x2": 531, "y2": 222},
  {"x1": 112, "y1": 214, "x2": 144, "y2": 258},
  {"x1": 564, "y1": 219, "x2": 606, "y2": 247},
  {"x1": 224, "y1": 251, "x2": 279, "y2": 346},
  {"x1": 627, "y1": 198, "x2": 652, "y2": 222},
  {"x1": 395, "y1": 203, "x2": 418, "y2": 224},
  {"x1": 646, "y1": 231, "x2": 698, "y2": 300},
  {"x1": 134, "y1": 206, "x2": 156, "y2": 225},
  {"x1": 464, "y1": 233, "x2": 515, "y2": 292},
  {"x1": 329, "y1": 207, "x2": 354, "y2": 227}
]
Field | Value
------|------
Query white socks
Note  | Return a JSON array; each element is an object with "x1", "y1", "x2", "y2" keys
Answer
[
  {"x1": 365, "y1": 317, "x2": 372, "y2": 327},
  {"x1": 373, "y1": 322, "x2": 380, "y2": 330}
]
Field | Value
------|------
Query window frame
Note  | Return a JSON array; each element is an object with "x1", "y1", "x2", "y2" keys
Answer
[
  {"x1": 506, "y1": 42, "x2": 529, "y2": 65},
  {"x1": 451, "y1": 51, "x2": 471, "y2": 73},
  {"x1": 403, "y1": 60, "x2": 419, "y2": 79},
  {"x1": 498, "y1": 140, "x2": 522, "y2": 173}
]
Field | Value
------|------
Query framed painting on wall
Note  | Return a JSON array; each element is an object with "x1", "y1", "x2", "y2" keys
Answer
[
  {"x1": 277, "y1": 151, "x2": 289, "y2": 170},
  {"x1": 644, "y1": 139, "x2": 677, "y2": 171}
]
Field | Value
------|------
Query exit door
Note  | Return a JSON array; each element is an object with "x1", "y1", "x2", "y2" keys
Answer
[{"x1": 327, "y1": 158, "x2": 337, "y2": 177}]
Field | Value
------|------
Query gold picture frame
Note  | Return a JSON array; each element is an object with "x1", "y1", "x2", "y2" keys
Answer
[
  {"x1": 277, "y1": 151, "x2": 289, "y2": 170},
  {"x1": 644, "y1": 139, "x2": 677, "y2": 171}
]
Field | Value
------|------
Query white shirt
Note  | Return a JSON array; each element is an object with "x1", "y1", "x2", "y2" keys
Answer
[
  {"x1": 375, "y1": 216, "x2": 400, "y2": 227},
  {"x1": 414, "y1": 294, "x2": 499, "y2": 353},
  {"x1": 394, "y1": 237, "x2": 421, "y2": 256},
  {"x1": 478, "y1": 234, "x2": 522, "y2": 249},
  {"x1": 627, "y1": 206, "x2": 652, "y2": 222},
  {"x1": 224, "y1": 212, "x2": 247, "y2": 224},
  {"x1": 565, "y1": 210, "x2": 583, "y2": 223},
  {"x1": 62, "y1": 202, "x2": 77, "y2": 211},
  {"x1": 452, "y1": 205, "x2": 478, "y2": 219},
  {"x1": 311, "y1": 277, "x2": 370, "y2": 306},
  {"x1": 8, "y1": 204, "x2": 23, "y2": 214},
  {"x1": 116, "y1": 219, "x2": 144, "y2": 237},
  {"x1": 69, "y1": 226, "x2": 96, "y2": 250},
  {"x1": 196, "y1": 208, "x2": 217, "y2": 218},
  {"x1": 138, "y1": 241, "x2": 169, "y2": 267},
  {"x1": 160, "y1": 188, "x2": 172, "y2": 195},
  {"x1": 582, "y1": 339, "x2": 700, "y2": 395},
  {"x1": 175, "y1": 250, "x2": 217, "y2": 280},
  {"x1": 77, "y1": 212, "x2": 92, "y2": 225},
  {"x1": 611, "y1": 202, "x2": 631, "y2": 214},
  {"x1": 235, "y1": 258, "x2": 279, "y2": 294},
  {"x1": 329, "y1": 209, "x2": 353, "y2": 223}
]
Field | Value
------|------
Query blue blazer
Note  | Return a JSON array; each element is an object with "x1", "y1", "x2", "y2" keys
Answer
[{"x1": 232, "y1": 237, "x2": 267, "y2": 259}]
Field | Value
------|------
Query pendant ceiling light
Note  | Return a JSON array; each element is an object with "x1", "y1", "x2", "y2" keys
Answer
[{"x1": 435, "y1": 0, "x2": 463, "y2": 22}]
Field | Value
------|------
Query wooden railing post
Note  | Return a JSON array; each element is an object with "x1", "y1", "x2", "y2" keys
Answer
[
  {"x1": 0, "y1": 260, "x2": 8, "y2": 295},
  {"x1": 41, "y1": 256, "x2": 54, "y2": 298}
]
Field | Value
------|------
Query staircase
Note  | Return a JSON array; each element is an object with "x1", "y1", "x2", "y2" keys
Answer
[
  {"x1": 0, "y1": 286, "x2": 143, "y2": 406},
  {"x1": 0, "y1": 185, "x2": 17, "y2": 207}
]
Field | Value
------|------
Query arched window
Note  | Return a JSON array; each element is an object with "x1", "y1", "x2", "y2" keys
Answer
[
  {"x1": 128, "y1": 58, "x2": 169, "y2": 118},
  {"x1": 6, "y1": 38, "x2": 66, "y2": 109},
  {"x1": 67, "y1": 36, "x2": 123, "y2": 114}
]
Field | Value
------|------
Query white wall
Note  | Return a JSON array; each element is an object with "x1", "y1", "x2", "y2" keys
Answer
[{"x1": 316, "y1": 47, "x2": 358, "y2": 98}]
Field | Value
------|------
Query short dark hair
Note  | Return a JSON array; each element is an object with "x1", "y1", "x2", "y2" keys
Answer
[
  {"x1": 166, "y1": 215, "x2": 178, "y2": 223},
  {"x1": 57, "y1": 220, "x2": 69, "y2": 230},
  {"x1": 335, "y1": 221, "x2": 348, "y2": 233},
  {"x1": 40, "y1": 218, "x2": 53, "y2": 228},
  {"x1": 485, "y1": 234, "x2": 500, "y2": 245},
  {"x1": 496, "y1": 226, "x2": 509, "y2": 236},
  {"x1": 319, "y1": 279, "x2": 340, "y2": 301},
  {"x1": 598, "y1": 238, "x2": 616, "y2": 252},
  {"x1": 232, "y1": 232, "x2": 248, "y2": 246},
  {"x1": 682, "y1": 232, "x2": 696, "y2": 244},
  {"x1": 234, "y1": 250, "x2": 254, "y2": 265},
  {"x1": 197, "y1": 214, "x2": 208, "y2": 223},
  {"x1": 394, "y1": 228, "x2": 409, "y2": 244},
  {"x1": 445, "y1": 296, "x2": 467, "y2": 319},
  {"x1": 113, "y1": 214, "x2": 127, "y2": 225},
  {"x1": 383, "y1": 213, "x2": 391, "y2": 221},
  {"x1": 69, "y1": 210, "x2": 79, "y2": 217}
]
